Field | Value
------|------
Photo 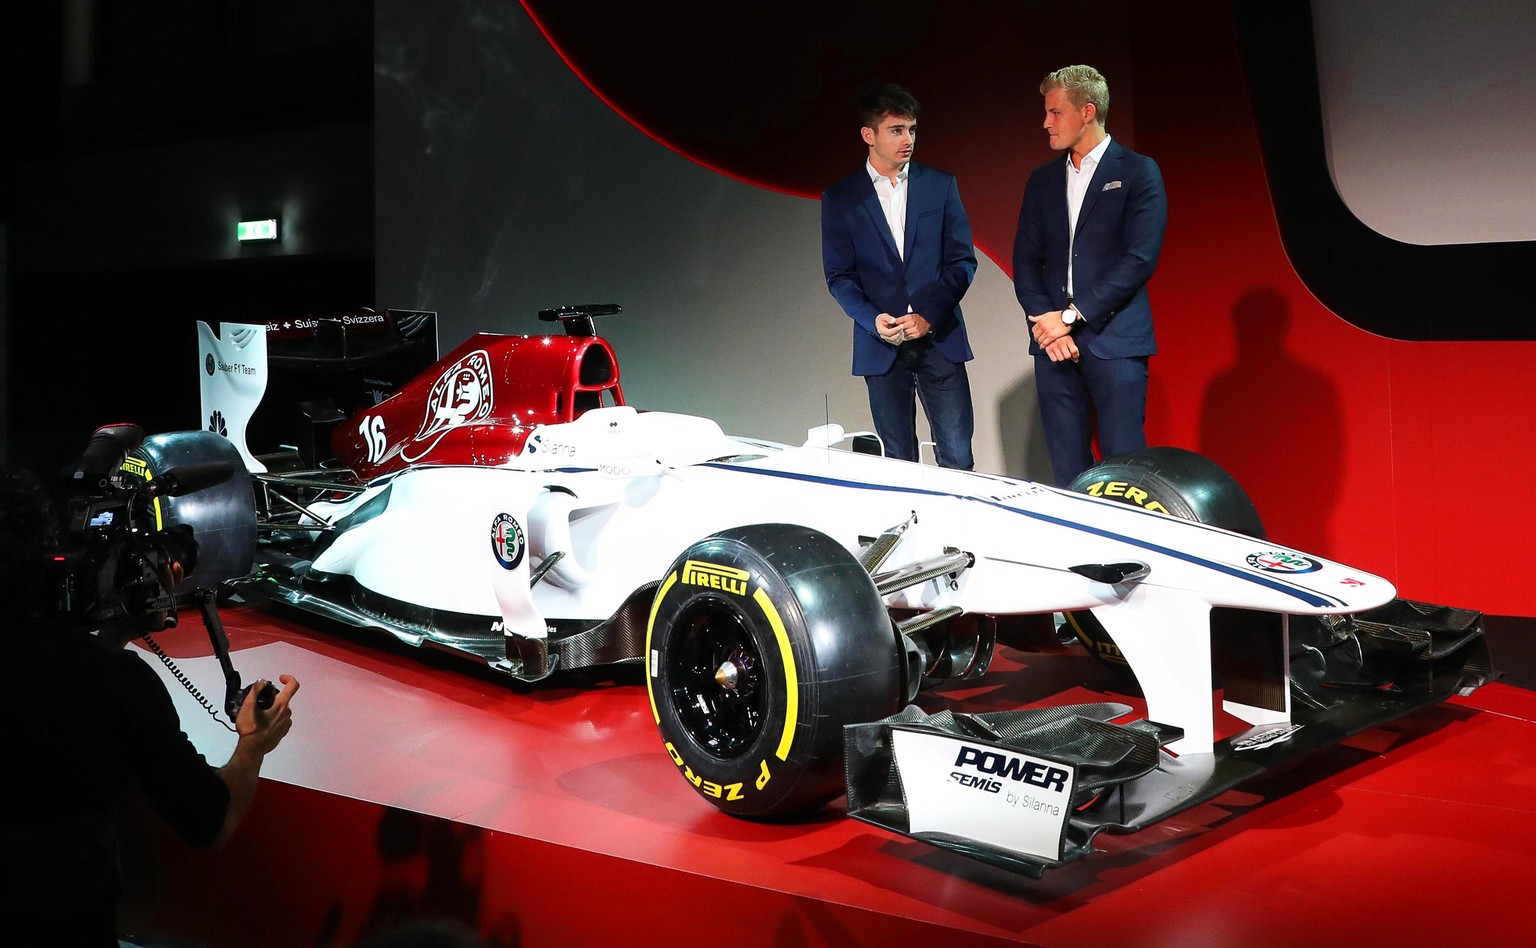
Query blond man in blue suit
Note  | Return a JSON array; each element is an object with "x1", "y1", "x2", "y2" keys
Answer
[{"x1": 1014, "y1": 65, "x2": 1168, "y2": 486}]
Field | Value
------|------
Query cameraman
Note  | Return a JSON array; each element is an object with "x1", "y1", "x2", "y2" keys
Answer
[{"x1": 0, "y1": 471, "x2": 300, "y2": 946}]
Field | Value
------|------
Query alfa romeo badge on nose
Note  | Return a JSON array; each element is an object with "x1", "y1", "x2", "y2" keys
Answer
[{"x1": 491, "y1": 512, "x2": 525, "y2": 570}]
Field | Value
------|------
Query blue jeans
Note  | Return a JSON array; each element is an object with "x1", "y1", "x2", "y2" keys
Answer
[{"x1": 864, "y1": 351, "x2": 975, "y2": 470}]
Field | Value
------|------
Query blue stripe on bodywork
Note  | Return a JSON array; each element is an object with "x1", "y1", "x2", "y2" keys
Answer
[{"x1": 702, "y1": 462, "x2": 1341, "y2": 609}]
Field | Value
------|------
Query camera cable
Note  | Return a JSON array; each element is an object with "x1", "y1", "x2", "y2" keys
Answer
[{"x1": 142, "y1": 632, "x2": 238, "y2": 733}]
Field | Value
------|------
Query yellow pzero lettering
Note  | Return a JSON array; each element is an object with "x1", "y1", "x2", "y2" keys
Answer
[
  {"x1": 667, "y1": 742, "x2": 746, "y2": 800},
  {"x1": 646, "y1": 572, "x2": 680, "y2": 724},
  {"x1": 756, "y1": 759, "x2": 772, "y2": 790},
  {"x1": 681, "y1": 560, "x2": 749, "y2": 596},
  {"x1": 1084, "y1": 480, "x2": 1173, "y2": 515}
]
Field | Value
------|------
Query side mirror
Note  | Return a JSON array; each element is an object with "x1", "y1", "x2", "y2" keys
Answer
[
  {"x1": 802, "y1": 423, "x2": 847, "y2": 449},
  {"x1": 802, "y1": 424, "x2": 885, "y2": 457}
]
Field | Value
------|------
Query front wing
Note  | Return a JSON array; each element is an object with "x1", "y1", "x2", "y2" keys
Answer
[{"x1": 844, "y1": 599, "x2": 1494, "y2": 876}]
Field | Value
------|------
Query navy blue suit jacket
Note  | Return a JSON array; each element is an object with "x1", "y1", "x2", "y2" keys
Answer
[
  {"x1": 822, "y1": 163, "x2": 976, "y2": 376},
  {"x1": 1013, "y1": 139, "x2": 1166, "y2": 359}
]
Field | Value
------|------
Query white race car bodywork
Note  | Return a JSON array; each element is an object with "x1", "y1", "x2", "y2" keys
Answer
[{"x1": 300, "y1": 404, "x2": 1394, "y2": 753}]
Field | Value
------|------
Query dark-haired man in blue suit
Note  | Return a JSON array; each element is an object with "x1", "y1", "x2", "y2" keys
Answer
[
  {"x1": 822, "y1": 84, "x2": 977, "y2": 469},
  {"x1": 1015, "y1": 64, "x2": 1167, "y2": 486}
]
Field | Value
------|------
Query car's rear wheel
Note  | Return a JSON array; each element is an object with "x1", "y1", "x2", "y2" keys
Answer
[
  {"x1": 646, "y1": 524, "x2": 901, "y2": 818},
  {"x1": 1065, "y1": 447, "x2": 1263, "y2": 681}
]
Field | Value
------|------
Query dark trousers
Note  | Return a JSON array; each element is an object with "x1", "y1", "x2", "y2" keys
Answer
[
  {"x1": 1034, "y1": 349, "x2": 1148, "y2": 486},
  {"x1": 864, "y1": 349, "x2": 975, "y2": 470}
]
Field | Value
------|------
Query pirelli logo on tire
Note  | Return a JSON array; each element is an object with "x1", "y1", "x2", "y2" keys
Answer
[{"x1": 681, "y1": 559, "x2": 749, "y2": 595}]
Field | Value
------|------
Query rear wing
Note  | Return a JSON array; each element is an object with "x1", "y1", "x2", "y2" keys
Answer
[{"x1": 197, "y1": 309, "x2": 438, "y2": 472}]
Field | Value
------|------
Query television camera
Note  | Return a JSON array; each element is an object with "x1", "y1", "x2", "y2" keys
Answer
[{"x1": 51, "y1": 423, "x2": 275, "y2": 719}]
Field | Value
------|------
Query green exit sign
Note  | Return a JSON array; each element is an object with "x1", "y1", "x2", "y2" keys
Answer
[{"x1": 237, "y1": 219, "x2": 279, "y2": 241}]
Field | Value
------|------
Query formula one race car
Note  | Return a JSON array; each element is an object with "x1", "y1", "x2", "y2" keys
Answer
[{"x1": 154, "y1": 304, "x2": 1490, "y2": 875}]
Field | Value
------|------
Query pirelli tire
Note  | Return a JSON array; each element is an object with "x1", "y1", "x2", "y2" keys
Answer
[
  {"x1": 646, "y1": 523, "x2": 902, "y2": 819},
  {"x1": 1065, "y1": 447, "x2": 1264, "y2": 681}
]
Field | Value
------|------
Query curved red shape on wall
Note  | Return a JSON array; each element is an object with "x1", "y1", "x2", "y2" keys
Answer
[
  {"x1": 518, "y1": 0, "x2": 1140, "y2": 267},
  {"x1": 518, "y1": 0, "x2": 816, "y2": 200}
]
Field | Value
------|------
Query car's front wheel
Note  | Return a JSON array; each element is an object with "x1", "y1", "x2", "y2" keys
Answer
[
  {"x1": 1065, "y1": 447, "x2": 1264, "y2": 681},
  {"x1": 646, "y1": 524, "x2": 901, "y2": 818}
]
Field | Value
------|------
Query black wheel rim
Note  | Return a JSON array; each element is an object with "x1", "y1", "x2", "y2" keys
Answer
[{"x1": 666, "y1": 598, "x2": 767, "y2": 760}]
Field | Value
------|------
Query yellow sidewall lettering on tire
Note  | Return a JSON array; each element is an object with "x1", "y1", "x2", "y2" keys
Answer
[
  {"x1": 1083, "y1": 479, "x2": 1170, "y2": 515},
  {"x1": 654, "y1": 571, "x2": 798, "y2": 802},
  {"x1": 664, "y1": 741, "x2": 752, "y2": 801},
  {"x1": 752, "y1": 585, "x2": 798, "y2": 762},
  {"x1": 645, "y1": 571, "x2": 680, "y2": 724}
]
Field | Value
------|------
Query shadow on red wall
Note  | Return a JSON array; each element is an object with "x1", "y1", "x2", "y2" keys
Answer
[{"x1": 1196, "y1": 290, "x2": 1343, "y2": 555}]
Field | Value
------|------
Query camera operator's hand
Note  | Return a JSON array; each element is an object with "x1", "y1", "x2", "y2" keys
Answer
[
  {"x1": 235, "y1": 674, "x2": 298, "y2": 755},
  {"x1": 215, "y1": 674, "x2": 299, "y2": 845}
]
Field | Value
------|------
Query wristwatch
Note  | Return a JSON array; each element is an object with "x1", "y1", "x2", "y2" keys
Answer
[{"x1": 1062, "y1": 306, "x2": 1080, "y2": 326}]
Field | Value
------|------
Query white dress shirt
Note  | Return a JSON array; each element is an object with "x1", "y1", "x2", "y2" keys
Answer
[
  {"x1": 867, "y1": 159, "x2": 910, "y2": 261},
  {"x1": 1065, "y1": 134, "x2": 1112, "y2": 301},
  {"x1": 869, "y1": 159, "x2": 915, "y2": 318}
]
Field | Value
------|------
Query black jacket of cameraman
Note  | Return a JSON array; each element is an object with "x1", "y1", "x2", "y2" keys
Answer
[{"x1": 3, "y1": 620, "x2": 231, "y2": 946}]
